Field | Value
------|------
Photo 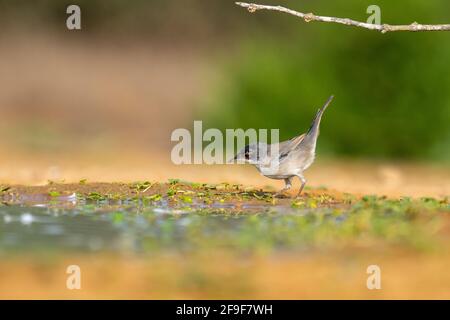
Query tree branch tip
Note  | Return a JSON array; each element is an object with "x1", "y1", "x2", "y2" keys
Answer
[{"x1": 235, "y1": 2, "x2": 450, "y2": 33}]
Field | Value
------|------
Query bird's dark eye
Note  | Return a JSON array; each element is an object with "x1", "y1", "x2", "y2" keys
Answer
[{"x1": 243, "y1": 144, "x2": 250, "y2": 160}]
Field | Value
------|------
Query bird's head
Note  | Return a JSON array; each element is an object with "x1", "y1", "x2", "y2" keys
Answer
[{"x1": 230, "y1": 143, "x2": 264, "y2": 165}]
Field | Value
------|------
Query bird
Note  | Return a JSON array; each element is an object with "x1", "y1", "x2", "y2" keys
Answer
[{"x1": 231, "y1": 95, "x2": 334, "y2": 197}]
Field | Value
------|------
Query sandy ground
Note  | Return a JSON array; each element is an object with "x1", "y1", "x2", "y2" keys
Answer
[
  {"x1": 0, "y1": 149, "x2": 448, "y2": 199},
  {"x1": 1, "y1": 249, "x2": 449, "y2": 299}
]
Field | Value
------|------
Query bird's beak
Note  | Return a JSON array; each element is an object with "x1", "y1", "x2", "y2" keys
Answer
[{"x1": 227, "y1": 155, "x2": 237, "y2": 164}]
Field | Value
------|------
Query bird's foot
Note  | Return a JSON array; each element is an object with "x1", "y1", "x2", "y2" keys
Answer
[
  {"x1": 294, "y1": 191, "x2": 306, "y2": 199},
  {"x1": 295, "y1": 191, "x2": 312, "y2": 200},
  {"x1": 274, "y1": 191, "x2": 291, "y2": 199}
]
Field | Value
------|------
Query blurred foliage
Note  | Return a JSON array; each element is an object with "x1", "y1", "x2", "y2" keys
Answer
[{"x1": 202, "y1": 0, "x2": 450, "y2": 161}]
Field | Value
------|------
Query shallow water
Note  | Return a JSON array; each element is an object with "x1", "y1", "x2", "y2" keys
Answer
[
  {"x1": 1, "y1": 193, "x2": 446, "y2": 256},
  {"x1": 0, "y1": 200, "x2": 322, "y2": 255}
]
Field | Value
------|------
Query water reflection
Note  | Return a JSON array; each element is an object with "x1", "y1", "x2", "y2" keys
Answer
[{"x1": 0, "y1": 199, "x2": 338, "y2": 255}]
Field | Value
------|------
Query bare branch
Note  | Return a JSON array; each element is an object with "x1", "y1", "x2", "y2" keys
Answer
[{"x1": 235, "y1": 2, "x2": 450, "y2": 33}]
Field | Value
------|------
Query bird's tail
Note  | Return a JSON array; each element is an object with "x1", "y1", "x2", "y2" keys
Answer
[{"x1": 301, "y1": 95, "x2": 334, "y2": 148}]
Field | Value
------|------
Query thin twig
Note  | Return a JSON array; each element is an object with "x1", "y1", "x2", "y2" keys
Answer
[{"x1": 235, "y1": 2, "x2": 450, "y2": 33}]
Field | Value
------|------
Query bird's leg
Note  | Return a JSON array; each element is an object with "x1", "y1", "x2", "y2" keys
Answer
[
  {"x1": 274, "y1": 177, "x2": 292, "y2": 198},
  {"x1": 295, "y1": 174, "x2": 307, "y2": 198}
]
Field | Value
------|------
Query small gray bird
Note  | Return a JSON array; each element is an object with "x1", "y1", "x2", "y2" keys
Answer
[{"x1": 232, "y1": 95, "x2": 334, "y2": 197}]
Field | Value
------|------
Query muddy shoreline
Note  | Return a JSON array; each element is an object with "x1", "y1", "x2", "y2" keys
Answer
[{"x1": 0, "y1": 181, "x2": 352, "y2": 209}]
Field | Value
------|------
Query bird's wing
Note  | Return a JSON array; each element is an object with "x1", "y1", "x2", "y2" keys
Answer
[{"x1": 278, "y1": 133, "x2": 306, "y2": 162}]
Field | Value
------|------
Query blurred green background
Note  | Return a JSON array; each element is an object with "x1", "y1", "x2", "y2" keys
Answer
[{"x1": 1, "y1": 0, "x2": 449, "y2": 161}]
